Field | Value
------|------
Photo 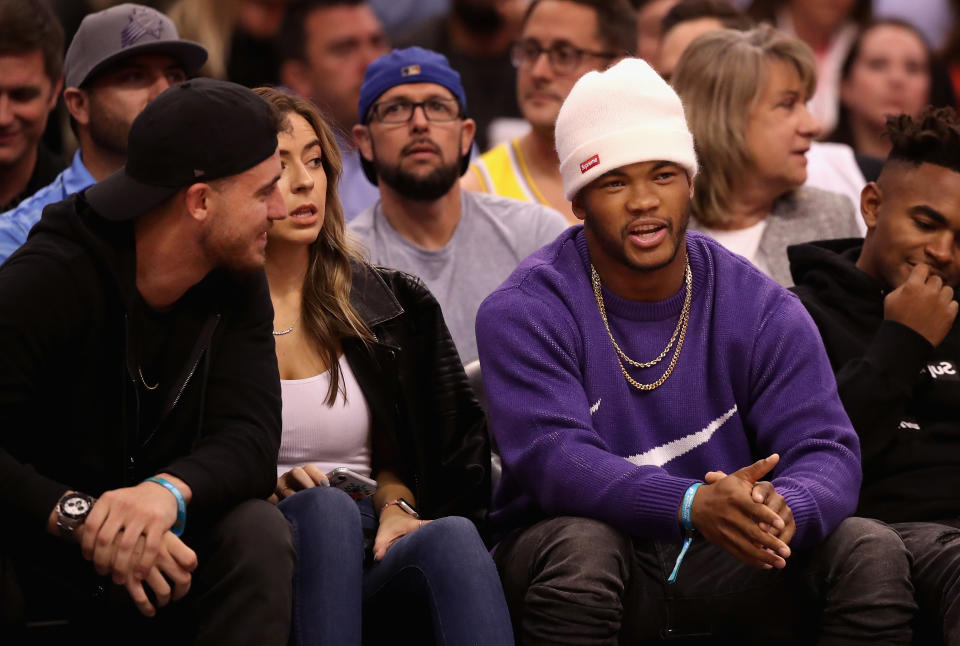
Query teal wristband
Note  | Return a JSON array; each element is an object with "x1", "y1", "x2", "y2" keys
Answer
[
  {"x1": 669, "y1": 482, "x2": 703, "y2": 584},
  {"x1": 144, "y1": 476, "x2": 186, "y2": 537},
  {"x1": 680, "y1": 482, "x2": 702, "y2": 532}
]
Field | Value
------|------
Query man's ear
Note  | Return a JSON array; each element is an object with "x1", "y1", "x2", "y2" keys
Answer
[
  {"x1": 279, "y1": 59, "x2": 314, "y2": 100},
  {"x1": 184, "y1": 183, "x2": 214, "y2": 222},
  {"x1": 460, "y1": 118, "x2": 477, "y2": 157},
  {"x1": 571, "y1": 192, "x2": 587, "y2": 222},
  {"x1": 860, "y1": 181, "x2": 882, "y2": 232},
  {"x1": 47, "y1": 76, "x2": 64, "y2": 113},
  {"x1": 353, "y1": 124, "x2": 374, "y2": 162},
  {"x1": 63, "y1": 88, "x2": 90, "y2": 126}
]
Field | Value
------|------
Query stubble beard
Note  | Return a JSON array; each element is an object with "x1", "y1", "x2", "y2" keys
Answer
[
  {"x1": 584, "y1": 204, "x2": 690, "y2": 275},
  {"x1": 87, "y1": 93, "x2": 131, "y2": 157}
]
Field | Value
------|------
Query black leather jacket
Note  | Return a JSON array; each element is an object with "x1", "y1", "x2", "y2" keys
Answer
[{"x1": 344, "y1": 261, "x2": 490, "y2": 533}]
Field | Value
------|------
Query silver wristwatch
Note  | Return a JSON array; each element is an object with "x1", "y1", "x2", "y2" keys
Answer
[{"x1": 56, "y1": 492, "x2": 95, "y2": 537}]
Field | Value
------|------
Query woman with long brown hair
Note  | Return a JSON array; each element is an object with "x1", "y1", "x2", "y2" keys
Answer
[{"x1": 254, "y1": 86, "x2": 513, "y2": 646}]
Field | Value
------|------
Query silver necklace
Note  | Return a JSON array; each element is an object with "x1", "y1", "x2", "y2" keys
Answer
[{"x1": 273, "y1": 324, "x2": 295, "y2": 336}]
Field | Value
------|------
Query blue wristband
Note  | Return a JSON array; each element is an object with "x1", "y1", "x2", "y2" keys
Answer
[
  {"x1": 669, "y1": 482, "x2": 703, "y2": 584},
  {"x1": 144, "y1": 476, "x2": 186, "y2": 537},
  {"x1": 680, "y1": 482, "x2": 702, "y2": 532}
]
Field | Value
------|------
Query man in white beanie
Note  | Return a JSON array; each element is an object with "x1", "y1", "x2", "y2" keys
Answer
[{"x1": 476, "y1": 57, "x2": 917, "y2": 643}]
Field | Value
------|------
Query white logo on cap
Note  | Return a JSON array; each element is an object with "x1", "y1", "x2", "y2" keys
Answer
[
  {"x1": 401, "y1": 65, "x2": 422, "y2": 77},
  {"x1": 194, "y1": 169, "x2": 205, "y2": 178}
]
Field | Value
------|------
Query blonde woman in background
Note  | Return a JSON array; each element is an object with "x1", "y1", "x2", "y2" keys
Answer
[{"x1": 672, "y1": 25, "x2": 861, "y2": 286}]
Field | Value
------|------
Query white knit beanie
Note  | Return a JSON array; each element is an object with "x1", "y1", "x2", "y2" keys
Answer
[{"x1": 555, "y1": 57, "x2": 698, "y2": 202}]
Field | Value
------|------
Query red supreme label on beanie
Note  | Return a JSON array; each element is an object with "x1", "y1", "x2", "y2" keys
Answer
[{"x1": 580, "y1": 154, "x2": 599, "y2": 174}]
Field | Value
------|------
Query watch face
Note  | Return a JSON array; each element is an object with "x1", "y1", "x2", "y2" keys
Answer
[{"x1": 61, "y1": 494, "x2": 92, "y2": 518}]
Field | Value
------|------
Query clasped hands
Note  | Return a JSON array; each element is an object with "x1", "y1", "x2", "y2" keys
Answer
[
  {"x1": 690, "y1": 453, "x2": 796, "y2": 570},
  {"x1": 60, "y1": 480, "x2": 197, "y2": 617}
]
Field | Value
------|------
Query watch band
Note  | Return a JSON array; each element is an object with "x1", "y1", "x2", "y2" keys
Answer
[{"x1": 56, "y1": 492, "x2": 96, "y2": 538}]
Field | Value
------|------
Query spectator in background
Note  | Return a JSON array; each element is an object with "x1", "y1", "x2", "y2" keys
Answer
[
  {"x1": 229, "y1": 0, "x2": 288, "y2": 86},
  {"x1": 829, "y1": 20, "x2": 932, "y2": 176},
  {"x1": 632, "y1": 0, "x2": 680, "y2": 63},
  {"x1": 349, "y1": 48, "x2": 567, "y2": 364},
  {"x1": 0, "y1": 0, "x2": 65, "y2": 213},
  {"x1": 747, "y1": 0, "x2": 871, "y2": 135},
  {"x1": 394, "y1": 0, "x2": 527, "y2": 152},
  {"x1": 462, "y1": 0, "x2": 637, "y2": 224},
  {"x1": 370, "y1": 0, "x2": 450, "y2": 40},
  {"x1": 655, "y1": 0, "x2": 751, "y2": 81},
  {"x1": 0, "y1": 3, "x2": 207, "y2": 265},
  {"x1": 279, "y1": 0, "x2": 389, "y2": 220},
  {"x1": 167, "y1": 0, "x2": 239, "y2": 80},
  {"x1": 673, "y1": 26, "x2": 860, "y2": 286}
]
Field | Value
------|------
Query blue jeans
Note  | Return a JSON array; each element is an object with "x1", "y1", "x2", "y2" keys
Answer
[{"x1": 279, "y1": 486, "x2": 514, "y2": 646}]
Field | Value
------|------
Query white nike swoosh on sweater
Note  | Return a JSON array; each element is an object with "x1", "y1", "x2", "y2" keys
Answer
[
  {"x1": 590, "y1": 399, "x2": 601, "y2": 415},
  {"x1": 625, "y1": 405, "x2": 738, "y2": 468}
]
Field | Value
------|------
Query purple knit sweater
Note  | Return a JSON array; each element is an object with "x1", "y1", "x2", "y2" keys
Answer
[{"x1": 476, "y1": 227, "x2": 861, "y2": 547}]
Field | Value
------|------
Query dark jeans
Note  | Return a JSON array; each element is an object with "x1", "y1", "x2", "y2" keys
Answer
[
  {"x1": 891, "y1": 519, "x2": 960, "y2": 645},
  {"x1": 278, "y1": 485, "x2": 514, "y2": 646},
  {"x1": 4, "y1": 499, "x2": 295, "y2": 646},
  {"x1": 494, "y1": 516, "x2": 917, "y2": 645}
]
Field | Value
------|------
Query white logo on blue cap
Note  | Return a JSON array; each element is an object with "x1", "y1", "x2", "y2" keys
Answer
[{"x1": 401, "y1": 65, "x2": 422, "y2": 77}]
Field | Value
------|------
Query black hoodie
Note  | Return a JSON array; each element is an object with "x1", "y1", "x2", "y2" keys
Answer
[
  {"x1": 789, "y1": 238, "x2": 960, "y2": 523},
  {"x1": 0, "y1": 193, "x2": 282, "y2": 535}
]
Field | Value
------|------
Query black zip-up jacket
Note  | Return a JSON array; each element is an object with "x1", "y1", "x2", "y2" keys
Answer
[
  {"x1": 0, "y1": 193, "x2": 282, "y2": 534},
  {"x1": 345, "y1": 262, "x2": 490, "y2": 534},
  {"x1": 789, "y1": 238, "x2": 960, "y2": 522}
]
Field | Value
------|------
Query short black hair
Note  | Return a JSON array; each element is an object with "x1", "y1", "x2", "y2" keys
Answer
[
  {"x1": 0, "y1": 0, "x2": 65, "y2": 82},
  {"x1": 522, "y1": 0, "x2": 638, "y2": 57},
  {"x1": 279, "y1": 0, "x2": 367, "y2": 62},
  {"x1": 661, "y1": 0, "x2": 752, "y2": 37},
  {"x1": 885, "y1": 106, "x2": 960, "y2": 175}
]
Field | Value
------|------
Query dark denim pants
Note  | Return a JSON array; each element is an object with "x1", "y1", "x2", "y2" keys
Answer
[
  {"x1": 279, "y1": 485, "x2": 514, "y2": 646},
  {"x1": 494, "y1": 516, "x2": 917, "y2": 645},
  {"x1": 891, "y1": 519, "x2": 960, "y2": 645}
]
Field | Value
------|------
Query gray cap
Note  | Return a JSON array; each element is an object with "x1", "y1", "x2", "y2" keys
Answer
[{"x1": 64, "y1": 3, "x2": 208, "y2": 89}]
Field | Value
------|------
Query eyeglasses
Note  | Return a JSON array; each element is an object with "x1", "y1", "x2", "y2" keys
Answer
[
  {"x1": 368, "y1": 97, "x2": 461, "y2": 124},
  {"x1": 510, "y1": 39, "x2": 618, "y2": 75}
]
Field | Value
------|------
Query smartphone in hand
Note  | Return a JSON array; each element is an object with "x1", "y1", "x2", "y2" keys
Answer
[{"x1": 326, "y1": 467, "x2": 378, "y2": 499}]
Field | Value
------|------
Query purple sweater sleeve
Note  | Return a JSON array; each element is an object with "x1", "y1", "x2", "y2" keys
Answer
[
  {"x1": 477, "y1": 286, "x2": 697, "y2": 542},
  {"x1": 745, "y1": 291, "x2": 862, "y2": 547}
]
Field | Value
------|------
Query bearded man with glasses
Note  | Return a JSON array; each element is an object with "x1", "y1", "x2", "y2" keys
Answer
[
  {"x1": 462, "y1": 0, "x2": 637, "y2": 224},
  {"x1": 349, "y1": 47, "x2": 567, "y2": 364}
]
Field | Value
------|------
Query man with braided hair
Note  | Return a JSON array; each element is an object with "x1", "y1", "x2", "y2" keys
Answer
[{"x1": 790, "y1": 106, "x2": 960, "y2": 644}]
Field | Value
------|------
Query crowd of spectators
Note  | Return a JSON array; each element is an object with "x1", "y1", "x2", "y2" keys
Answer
[{"x1": 4, "y1": 0, "x2": 960, "y2": 644}]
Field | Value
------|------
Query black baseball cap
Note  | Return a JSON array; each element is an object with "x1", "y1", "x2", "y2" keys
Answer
[{"x1": 86, "y1": 78, "x2": 280, "y2": 221}]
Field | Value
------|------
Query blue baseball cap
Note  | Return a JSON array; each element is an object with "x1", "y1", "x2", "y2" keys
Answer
[{"x1": 357, "y1": 47, "x2": 468, "y2": 124}]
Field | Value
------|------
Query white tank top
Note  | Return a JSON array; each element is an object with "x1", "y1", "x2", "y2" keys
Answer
[{"x1": 277, "y1": 356, "x2": 372, "y2": 479}]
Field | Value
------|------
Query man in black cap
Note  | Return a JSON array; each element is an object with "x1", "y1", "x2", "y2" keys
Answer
[{"x1": 0, "y1": 78, "x2": 293, "y2": 644}]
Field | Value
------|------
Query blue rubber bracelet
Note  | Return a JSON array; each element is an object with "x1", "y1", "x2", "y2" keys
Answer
[
  {"x1": 144, "y1": 476, "x2": 186, "y2": 537},
  {"x1": 680, "y1": 482, "x2": 702, "y2": 532},
  {"x1": 669, "y1": 482, "x2": 703, "y2": 584}
]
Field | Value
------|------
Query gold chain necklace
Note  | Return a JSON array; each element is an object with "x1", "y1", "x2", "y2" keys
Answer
[{"x1": 591, "y1": 260, "x2": 692, "y2": 391}]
